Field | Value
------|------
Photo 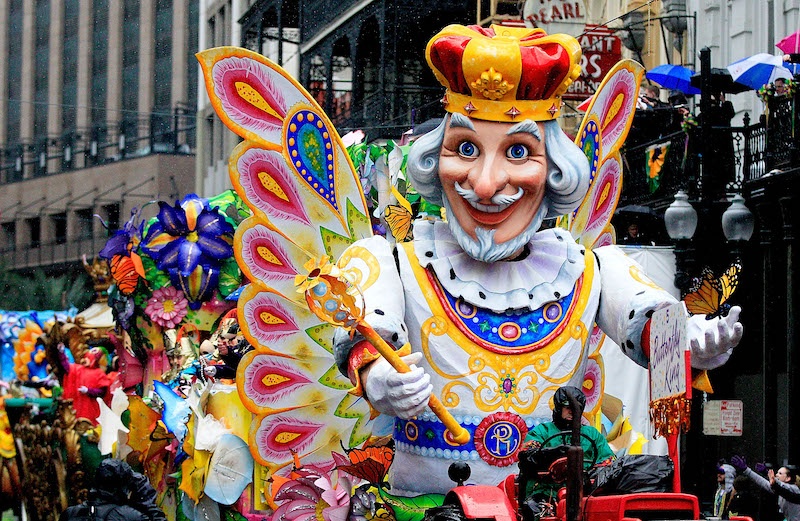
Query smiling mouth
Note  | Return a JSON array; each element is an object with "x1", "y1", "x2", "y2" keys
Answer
[{"x1": 463, "y1": 198, "x2": 519, "y2": 225}]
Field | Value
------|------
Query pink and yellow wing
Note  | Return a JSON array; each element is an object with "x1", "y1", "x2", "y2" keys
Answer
[
  {"x1": 197, "y1": 46, "x2": 371, "y2": 255},
  {"x1": 198, "y1": 47, "x2": 375, "y2": 478},
  {"x1": 570, "y1": 60, "x2": 644, "y2": 248}
]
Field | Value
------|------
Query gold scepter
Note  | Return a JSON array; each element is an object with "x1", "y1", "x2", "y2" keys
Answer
[{"x1": 296, "y1": 256, "x2": 470, "y2": 445}]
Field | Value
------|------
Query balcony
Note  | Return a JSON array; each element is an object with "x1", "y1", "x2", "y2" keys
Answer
[
  {"x1": 619, "y1": 101, "x2": 784, "y2": 208},
  {"x1": 0, "y1": 233, "x2": 110, "y2": 271},
  {"x1": 0, "y1": 109, "x2": 195, "y2": 185}
]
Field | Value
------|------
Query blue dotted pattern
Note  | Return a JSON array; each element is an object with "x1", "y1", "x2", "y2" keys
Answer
[
  {"x1": 440, "y1": 283, "x2": 577, "y2": 351},
  {"x1": 285, "y1": 109, "x2": 337, "y2": 210},
  {"x1": 394, "y1": 413, "x2": 544, "y2": 461}
]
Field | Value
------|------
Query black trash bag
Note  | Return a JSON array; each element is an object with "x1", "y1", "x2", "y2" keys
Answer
[{"x1": 589, "y1": 455, "x2": 674, "y2": 495}]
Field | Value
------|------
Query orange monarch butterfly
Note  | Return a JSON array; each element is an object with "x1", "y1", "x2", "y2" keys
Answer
[
  {"x1": 336, "y1": 441, "x2": 394, "y2": 485},
  {"x1": 384, "y1": 204, "x2": 413, "y2": 242},
  {"x1": 683, "y1": 261, "x2": 741, "y2": 319},
  {"x1": 110, "y1": 252, "x2": 145, "y2": 295}
]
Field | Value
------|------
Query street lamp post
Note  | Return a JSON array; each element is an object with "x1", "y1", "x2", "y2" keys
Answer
[
  {"x1": 665, "y1": 190, "x2": 698, "y2": 294},
  {"x1": 722, "y1": 194, "x2": 755, "y2": 260}
]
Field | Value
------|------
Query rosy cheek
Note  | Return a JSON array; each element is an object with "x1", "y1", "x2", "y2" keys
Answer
[{"x1": 438, "y1": 157, "x2": 467, "y2": 182}]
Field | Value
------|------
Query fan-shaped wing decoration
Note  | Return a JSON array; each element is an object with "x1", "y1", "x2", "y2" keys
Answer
[
  {"x1": 568, "y1": 60, "x2": 644, "y2": 430},
  {"x1": 570, "y1": 60, "x2": 644, "y2": 249},
  {"x1": 197, "y1": 47, "x2": 376, "y2": 479}
]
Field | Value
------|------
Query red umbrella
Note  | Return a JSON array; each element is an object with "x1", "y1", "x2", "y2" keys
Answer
[{"x1": 777, "y1": 30, "x2": 800, "y2": 54}]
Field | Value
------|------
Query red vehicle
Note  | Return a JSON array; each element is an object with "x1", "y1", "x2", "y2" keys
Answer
[{"x1": 424, "y1": 392, "x2": 717, "y2": 521}]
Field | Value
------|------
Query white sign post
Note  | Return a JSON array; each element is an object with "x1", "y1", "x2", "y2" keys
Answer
[{"x1": 648, "y1": 302, "x2": 689, "y2": 493}]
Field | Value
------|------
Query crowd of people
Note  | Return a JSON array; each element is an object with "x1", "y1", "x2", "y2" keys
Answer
[{"x1": 711, "y1": 455, "x2": 800, "y2": 521}]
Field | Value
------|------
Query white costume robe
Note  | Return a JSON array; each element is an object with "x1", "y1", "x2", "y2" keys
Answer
[{"x1": 335, "y1": 220, "x2": 677, "y2": 495}]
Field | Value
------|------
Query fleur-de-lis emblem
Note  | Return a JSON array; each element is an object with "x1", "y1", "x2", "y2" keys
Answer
[{"x1": 471, "y1": 67, "x2": 513, "y2": 101}]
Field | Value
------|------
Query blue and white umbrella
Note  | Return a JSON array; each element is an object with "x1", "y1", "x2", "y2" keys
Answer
[
  {"x1": 645, "y1": 64, "x2": 701, "y2": 95},
  {"x1": 727, "y1": 53, "x2": 792, "y2": 90}
]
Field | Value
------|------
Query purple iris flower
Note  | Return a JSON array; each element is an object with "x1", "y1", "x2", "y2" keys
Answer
[{"x1": 141, "y1": 194, "x2": 234, "y2": 277}]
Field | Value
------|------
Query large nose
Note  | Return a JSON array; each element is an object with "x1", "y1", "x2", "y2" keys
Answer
[{"x1": 468, "y1": 149, "x2": 509, "y2": 201}]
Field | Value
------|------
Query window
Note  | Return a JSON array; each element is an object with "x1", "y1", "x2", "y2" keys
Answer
[
  {"x1": 62, "y1": 0, "x2": 80, "y2": 131},
  {"x1": 51, "y1": 213, "x2": 67, "y2": 244},
  {"x1": 102, "y1": 203, "x2": 120, "y2": 234},
  {"x1": 91, "y1": 0, "x2": 109, "y2": 128},
  {"x1": 34, "y1": 0, "x2": 50, "y2": 139},
  {"x1": 26, "y1": 218, "x2": 41, "y2": 248},
  {"x1": 154, "y1": 0, "x2": 173, "y2": 111},
  {"x1": 6, "y1": 0, "x2": 24, "y2": 144},
  {"x1": 75, "y1": 209, "x2": 94, "y2": 239},
  {"x1": 122, "y1": 0, "x2": 141, "y2": 117},
  {"x1": 1, "y1": 222, "x2": 16, "y2": 251}
]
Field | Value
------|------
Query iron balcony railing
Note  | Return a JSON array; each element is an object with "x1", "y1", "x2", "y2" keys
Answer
[
  {"x1": 620, "y1": 107, "x2": 773, "y2": 206},
  {"x1": 0, "y1": 109, "x2": 195, "y2": 185},
  {"x1": 0, "y1": 233, "x2": 111, "y2": 270}
]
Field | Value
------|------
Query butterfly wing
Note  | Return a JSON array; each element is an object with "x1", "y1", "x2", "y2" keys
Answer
[
  {"x1": 197, "y1": 47, "x2": 376, "y2": 478},
  {"x1": 384, "y1": 204, "x2": 414, "y2": 242},
  {"x1": 716, "y1": 261, "x2": 741, "y2": 305},
  {"x1": 683, "y1": 269, "x2": 721, "y2": 316},
  {"x1": 110, "y1": 254, "x2": 142, "y2": 295},
  {"x1": 570, "y1": 60, "x2": 644, "y2": 249}
]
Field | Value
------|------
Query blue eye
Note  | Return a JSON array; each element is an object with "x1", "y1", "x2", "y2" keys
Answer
[
  {"x1": 507, "y1": 144, "x2": 529, "y2": 159},
  {"x1": 458, "y1": 141, "x2": 478, "y2": 157}
]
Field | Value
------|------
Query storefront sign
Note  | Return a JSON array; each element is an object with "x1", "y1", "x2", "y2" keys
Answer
[
  {"x1": 564, "y1": 25, "x2": 622, "y2": 101},
  {"x1": 523, "y1": 0, "x2": 586, "y2": 35}
]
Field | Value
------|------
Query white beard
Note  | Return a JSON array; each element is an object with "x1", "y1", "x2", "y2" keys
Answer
[{"x1": 441, "y1": 194, "x2": 549, "y2": 263}]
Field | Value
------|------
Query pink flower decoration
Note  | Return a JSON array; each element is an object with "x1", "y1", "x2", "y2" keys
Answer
[
  {"x1": 272, "y1": 455, "x2": 354, "y2": 521},
  {"x1": 145, "y1": 286, "x2": 189, "y2": 328}
]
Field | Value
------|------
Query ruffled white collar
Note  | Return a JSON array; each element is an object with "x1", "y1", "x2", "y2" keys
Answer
[{"x1": 412, "y1": 220, "x2": 586, "y2": 312}]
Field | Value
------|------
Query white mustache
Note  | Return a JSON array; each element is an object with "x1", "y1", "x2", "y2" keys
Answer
[{"x1": 454, "y1": 182, "x2": 524, "y2": 213}]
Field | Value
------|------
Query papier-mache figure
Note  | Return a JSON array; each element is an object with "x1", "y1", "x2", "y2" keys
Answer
[
  {"x1": 196, "y1": 23, "x2": 742, "y2": 498},
  {"x1": 328, "y1": 25, "x2": 742, "y2": 494}
]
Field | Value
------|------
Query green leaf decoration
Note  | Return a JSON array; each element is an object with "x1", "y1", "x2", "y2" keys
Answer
[
  {"x1": 378, "y1": 489, "x2": 446, "y2": 521},
  {"x1": 320, "y1": 226, "x2": 355, "y2": 259},
  {"x1": 222, "y1": 508, "x2": 248, "y2": 521},
  {"x1": 305, "y1": 323, "x2": 336, "y2": 354},
  {"x1": 318, "y1": 363, "x2": 353, "y2": 391},
  {"x1": 218, "y1": 257, "x2": 243, "y2": 297},
  {"x1": 346, "y1": 199, "x2": 371, "y2": 239},
  {"x1": 334, "y1": 393, "x2": 372, "y2": 448},
  {"x1": 140, "y1": 254, "x2": 170, "y2": 290},
  {"x1": 348, "y1": 143, "x2": 368, "y2": 168}
]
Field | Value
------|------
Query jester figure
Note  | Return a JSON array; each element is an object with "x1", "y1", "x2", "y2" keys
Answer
[{"x1": 197, "y1": 24, "x2": 742, "y2": 498}]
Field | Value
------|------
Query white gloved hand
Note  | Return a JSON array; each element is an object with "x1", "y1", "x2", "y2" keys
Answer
[
  {"x1": 203, "y1": 366, "x2": 217, "y2": 377},
  {"x1": 363, "y1": 352, "x2": 432, "y2": 419},
  {"x1": 78, "y1": 385, "x2": 89, "y2": 394},
  {"x1": 687, "y1": 306, "x2": 743, "y2": 370}
]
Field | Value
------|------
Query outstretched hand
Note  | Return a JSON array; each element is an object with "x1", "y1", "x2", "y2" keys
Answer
[
  {"x1": 730, "y1": 455, "x2": 748, "y2": 472},
  {"x1": 688, "y1": 306, "x2": 743, "y2": 370}
]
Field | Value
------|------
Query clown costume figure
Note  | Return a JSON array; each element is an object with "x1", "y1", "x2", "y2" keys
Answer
[
  {"x1": 58, "y1": 343, "x2": 111, "y2": 425},
  {"x1": 332, "y1": 24, "x2": 743, "y2": 495}
]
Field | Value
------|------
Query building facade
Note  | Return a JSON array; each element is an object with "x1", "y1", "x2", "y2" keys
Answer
[{"x1": 0, "y1": 0, "x2": 199, "y2": 275}]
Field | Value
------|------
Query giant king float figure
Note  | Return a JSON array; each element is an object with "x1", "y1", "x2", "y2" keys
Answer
[{"x1": 196, "y1": 24, "x2": 742, "y2": 498}]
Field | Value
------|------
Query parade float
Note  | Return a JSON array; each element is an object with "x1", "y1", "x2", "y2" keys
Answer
[{"x1": 1, "y1": 21, "x2": 747, "y2": 521}]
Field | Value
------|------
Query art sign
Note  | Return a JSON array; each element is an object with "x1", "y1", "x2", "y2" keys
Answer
[{"x1": 648, "y1": 302, "x2": 692, "y2": 442}]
